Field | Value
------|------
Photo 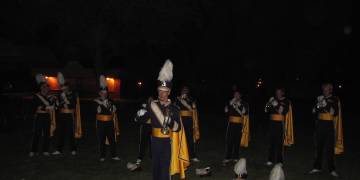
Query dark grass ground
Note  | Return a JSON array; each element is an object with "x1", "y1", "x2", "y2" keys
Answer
[{"x1": 0, "y1": 101, "x2": 359, "y2": 180}]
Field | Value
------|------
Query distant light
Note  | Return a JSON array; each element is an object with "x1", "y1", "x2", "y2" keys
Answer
[
  {"x1": 106, "y1": 77, "x2": 114, "y2": 81},
  {"x1": 45, "y1": 76, "x2": 49, "y2": 79},
  {"x1": 137, "y1": 81, "x2": 143, "y2": 87},
  {"x1": 338, "y1": 85, "x2": 342, "y2": 89}
]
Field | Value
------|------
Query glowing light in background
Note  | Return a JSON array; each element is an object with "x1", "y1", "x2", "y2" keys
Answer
[{"x1": 137, "y1": 81, "x2": 143, "y2": 88}]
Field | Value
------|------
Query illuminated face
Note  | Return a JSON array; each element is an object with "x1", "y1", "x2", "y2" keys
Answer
[
  {"x1": 62, "y1": 85, "x2": 69, "y2": 93},
  {"x1": 99, "y1": 90, "x2": 108, "y2": 99},
  {"x1": 234, "y1": 91, "x2": 241, "y2": 100},
  {"x1": 181, "y1": 87, "x2": 189, "y2": 96},
  {"x1": 158, "y1": 89, "x2": 170, "y2": 102},
  {"x1": 322, "y1": 84, "x2": 333, "y2": 96},
  {"x1": 275, "y1": 89, "x2": 284, "y2": 99},
  {"x1": 40, "y1": 84, "x2": 49, "y2": 95}
]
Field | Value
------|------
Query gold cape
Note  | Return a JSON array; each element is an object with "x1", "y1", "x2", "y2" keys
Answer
[
  {"x1": 334, "y1": 100, "x2": 344, "y2": 155},
  {"x1": 192, "y1": 110, "x2": 200, "y2": 142},
  {"x1": 74, "y1": 96, "x2": 82, "y2": 139},
  {"x1": 170, "y1": 118, "x2": 190, "y2": 179},
  {"x1": 240, "y1": 115, "x2": 250, "y2": 147},
  {"x1": 283, "y1": 103, "x2": 294, "y2": 146},
  {"x1": 49, "y1": 109, "x2": 56, "y2": 137}
]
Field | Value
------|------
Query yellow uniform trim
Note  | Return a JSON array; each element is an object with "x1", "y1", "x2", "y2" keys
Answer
[
  {"x1": 318, "y1": 113, "x2": 334, "y2": 121},
  {"x1": 152, "y1": 128, "x2": 171, "y2": 138},
  {"x1": 270, "y1": 114, "x2": 285, "y2": 121},
  {"x1": 229, "y1": 116, "x2": 243, "y2": 124},
  {"x1": 60, "y1": 108, "x2": 75, "y2": 114},
  {"x1": 96, "y1": 114, "x2": 113, "y2": 122},
  {"x1": 180, "y1": 110, "x2": 193, "y2": 117}
]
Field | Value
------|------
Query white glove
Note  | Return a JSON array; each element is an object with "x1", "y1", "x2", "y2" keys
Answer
[
  {"x1": 142, "y1": 103, "x2": 147, "y2": 108},
  {"x1": 192, "y1": 102, "x2": 196, "y2": 109},
  {"x1": 241, "y1": 107, "x2": 246, "y2": 115},
  {"x1": 271, "y1": 100, "x2": 279, "y2": 107},
  {"x1": 317, "y1": 95, "x2": 324, "y2": 102},
  {"x1": 137, "y1": 109, "x2": 147, "y2": 117},
  {"x1": 278, "y1": 106, "x2": 284, "y2": 114},
  {"x1": 112, "y1": 105, "x2": 117, "y2": 113},
  {"x1": 97, "y1": 106, "x2": 101, "y2": 113},
  {"x1": 269, "y1": 97, "x2": 275, "y2": 102},
  {"x1": 330, "y1": 107, "x2": 335, "y2": 115},
  {"x1": 224, "y1": 106, "x2": 229, "y2": 113}
]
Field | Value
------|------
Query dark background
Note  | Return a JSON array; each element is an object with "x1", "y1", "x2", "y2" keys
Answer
[{"x1": 0, "y1": 0, "x2": 357, "y2": 179}]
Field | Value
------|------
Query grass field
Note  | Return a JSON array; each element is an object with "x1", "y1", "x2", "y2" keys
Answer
[{"x1": 0, "y1": 101, "x2": 359, "y2": 180}]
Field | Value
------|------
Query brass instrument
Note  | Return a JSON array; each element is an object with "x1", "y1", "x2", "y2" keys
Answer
[{"x1": 161, "y1": 108, "x2": 171, "y2": 135}]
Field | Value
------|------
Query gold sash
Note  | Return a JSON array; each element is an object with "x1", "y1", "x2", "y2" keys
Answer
[
  {"x1": 229, "y1": 116, "x2": 243, "y2": 124},
  {"x1": 180, "y1": 110, "x2": 193, "y2": 117},
  {"x1": 270, "y1": 114, "x2": 285, "y2": 121},
  {"x1": 96, "y1": 114, "x2": 113, "y2": 122},
  {"x1": 152, "y1": 128, "x2": 171, "y2": 138},
  {"x1": 318, "y1": 113, "x2": 334, "y2": 121},
  {"x1": 60, "y1": 108, "x2": 75, "y2": 114}
]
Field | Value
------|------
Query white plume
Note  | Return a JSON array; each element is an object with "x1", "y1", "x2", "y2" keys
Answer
[
  {"x1": 35, "y1": 74, "x2": 46, "y2": 84},
  {"x1": 99, "y1": 75, "x2": 107, "y2": 88},
  {"x1": 157, "y1": 59, "x2": 173, "y2": 82},
  {"x1": 234, "y1": 158, "x2": 247, "y2": 176},
  {"x1": 269, "y1": 164, "x2": 285, "y2": 180},
  {"x1": 57, "y1": 72, "x2": 65, "y2": 86}
]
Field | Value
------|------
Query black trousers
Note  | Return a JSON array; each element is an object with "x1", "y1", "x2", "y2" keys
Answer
[
  {"x1": 138, "y1": 123, "x2": 152, "y2": 160},
  {"x1": 182, "y1": 116, "x2": 197, "y2": 158},
  {"x1": 31, "y1": 114, "x2": 51, "y2": 153},
  {"x1": 97, "y1": 120, "x2": 117, "y2": 158},
  {"x1": 268, "y1": 120, "x2": 284, "y2": 164},
  {"x1": 225, "y1": 122, "x2": 243, "y2": 159},
  {"x1": 56, "y1": 113, "x2": 76, "y2": 152},
  {"x1": 313, "y1": 120, "x2": 335, "y2": 171},
  {"x1": 151, "y1": 137, "x2": 171, "y2": 180}
]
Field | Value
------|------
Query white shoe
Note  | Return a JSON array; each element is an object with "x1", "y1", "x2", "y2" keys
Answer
[
  {"x1": 191, "y1": 158, "x2": 200, "y2": 163},
  {"x1": 99, "y1": 158, "x2": 105, "y2": 162},
  {"x1": 265, "y1": 161, "x2": 273, "y2": 166},
  {"x1": 222, "y1": 159, "x2": 231, "y2": 165},
  {"x1": 71, "y1": 151, "x2": 77, "y2": 156},
  {"x1": 29, "y1": 152, "x2": 35, "y2": 157},
  {"x1": 127, "y1": 162, "x2": 141, "y2": 171},
  {"x1": 308, "y1": 169, "x2": 321, "y2": 174},
  {"x1": 43, "y1": 152, "x2": 50, "y2": 156},
  {"x1": 330, "y1": 171, "x2": 339, "y2": 178},
  {"x1": 112, "y1": 156, "x2": 121, "y2": 161},
  {"x1": 136, "y1": 159, "x2": 142, "y2": 164},
  {"x1": 52, "y1": 151, "x2": 62, "y2": 155}
]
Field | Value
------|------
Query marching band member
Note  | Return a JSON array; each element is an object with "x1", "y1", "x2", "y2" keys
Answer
[
  {"x1": 136, "y1": 60, "x2": 189, "y2": 180},
  {"x1": 309, "y1": 83, "x2": 343, "y2": 178},
  {"x1": 52, "y1": 72, "x2": 82, "y2": 156},
  {"x1": 29, "y1": 74, "x2": 56, "y2": 157},
  {"x1": 223, "y1": 91, "x2": 250, "y2": 165},
  {"x1": 94, "y1": 75, "x2": 120, "y2": 162},
  {"x1": 265, "y1": 88, "x2": 294, "y2": 166}
]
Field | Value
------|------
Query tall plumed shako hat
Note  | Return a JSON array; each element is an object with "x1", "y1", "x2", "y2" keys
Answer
[{"x1": 157, "y1": 59, "x2": 173, "y2": 91}]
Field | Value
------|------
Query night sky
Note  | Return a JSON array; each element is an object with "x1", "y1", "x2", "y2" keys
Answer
[{"x1": 0, "y1": 0, "x2": 354, "y2": 96}]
